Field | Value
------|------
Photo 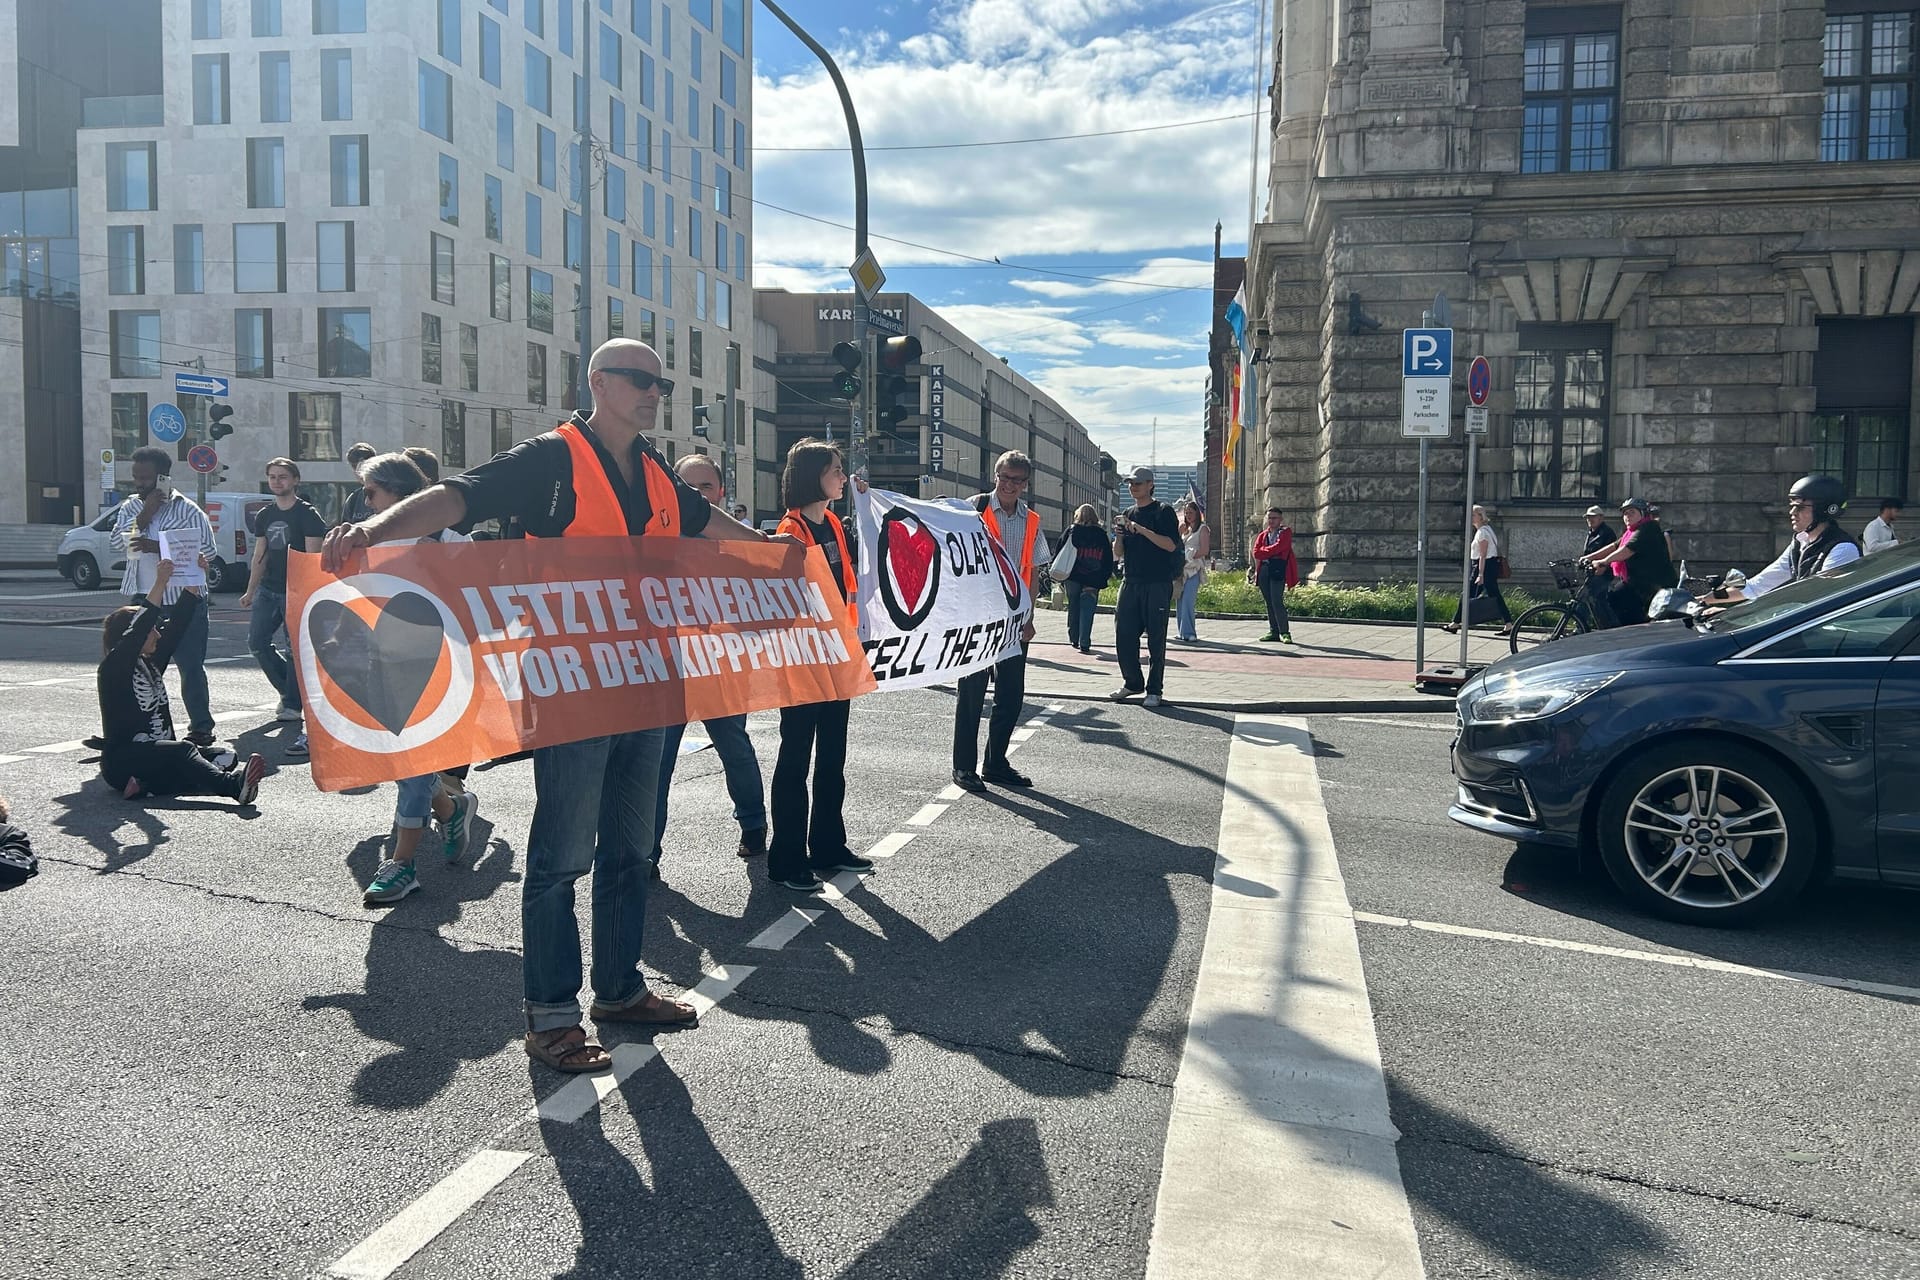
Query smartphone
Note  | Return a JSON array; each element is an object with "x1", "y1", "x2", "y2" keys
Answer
[{"x1": 155, "y1": 474, "x2": 173, "y2": 498}]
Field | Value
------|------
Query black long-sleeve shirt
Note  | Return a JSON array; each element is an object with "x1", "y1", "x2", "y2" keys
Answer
[{"x1": 97, "y1": 597, "x2": 200, "y2": 747}]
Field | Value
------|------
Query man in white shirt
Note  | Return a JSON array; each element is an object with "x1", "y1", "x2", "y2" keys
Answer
[
  {"x1": 1863, "y1": 498, "x2": 1902, "y2": 554},
  {"x1": 952, "y1": 450, "x2": 1048, "y2": 792},
  {"x1": 1730, "y1": 474, "x2": 1861, "y2": 600},
  {"x1": 112, "y1": 447, "x2": 218, "y2": 745}
]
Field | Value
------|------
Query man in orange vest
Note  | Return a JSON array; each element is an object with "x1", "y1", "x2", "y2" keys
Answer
[
  {"x1": 951, "y1": 449, "x2": 1048, "y2": 792},
  {"x1": 321, "y1": 338, "x2": 783, "y2": 1075}
]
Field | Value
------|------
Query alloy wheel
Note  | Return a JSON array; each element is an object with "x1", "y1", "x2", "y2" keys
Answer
[{"x1": 1620, "y1": 765, "x2": 1791, "y2": 909}]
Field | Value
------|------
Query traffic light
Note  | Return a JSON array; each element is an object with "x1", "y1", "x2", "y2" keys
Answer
[
  {"x1": 208, "y1": 403, "x2": 236, "y2": 440},
  {"x1": 829, "y1": 340, "x2": 861, "y2": 401},
  {"x1": 876, "y1": 335, "x2": 922, "y2": 436}
]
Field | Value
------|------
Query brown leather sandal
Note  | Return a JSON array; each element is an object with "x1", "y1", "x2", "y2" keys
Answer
[
  {"x1": 525, "y1": 1025, "x2": 613, "y2": 1073},
  {"x1": 590, "y1": 991, "x2": 698, "y2": 1026}
]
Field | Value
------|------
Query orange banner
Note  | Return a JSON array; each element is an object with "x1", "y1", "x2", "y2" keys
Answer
[{"x1": 287, "y1": 536, "x2": 875, "y2": 791}]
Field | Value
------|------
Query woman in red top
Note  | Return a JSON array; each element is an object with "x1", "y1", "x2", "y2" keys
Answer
[
  {"x1": 768, "y1": 440, "x2": 872, "y2": 894},
  {"x1": 1248, "y1": 508, "x2": 1299, "y2": 643}
]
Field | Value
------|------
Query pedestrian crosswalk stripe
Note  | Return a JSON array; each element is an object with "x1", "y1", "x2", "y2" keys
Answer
[{"x1": 325, "y1": 1148, "x2": 531, "y2": 1280}]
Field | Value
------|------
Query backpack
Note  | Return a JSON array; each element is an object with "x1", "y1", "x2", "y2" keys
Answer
[{"x1": 0, "y1": 823, "x2": 37, "y2": 888}]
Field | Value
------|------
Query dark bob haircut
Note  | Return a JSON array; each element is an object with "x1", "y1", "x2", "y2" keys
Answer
[{"x1": 781, "y1": 438, "x2": 843, "y2": 510}]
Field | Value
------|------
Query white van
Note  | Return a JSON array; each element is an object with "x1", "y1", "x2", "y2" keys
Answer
[{"x1": 57, "y1": 491, "x2": 272, "y2": 594}]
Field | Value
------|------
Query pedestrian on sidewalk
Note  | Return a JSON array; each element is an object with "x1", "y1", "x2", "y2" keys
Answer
[
  {"x1": 323, "y1": 339, "x2": 770, "y2": 1071},
  {"x1": 1443, "y1": 505, "x2": 1512, "y2": 635},
  {"x1": 238, "y1": 458, "x2": 326, "y2": 759},
  {"x1": 770, "y1": 440, "x2": 874, "y2": 893},
  {"x1": 1109, "y1": 467, "x2": 1182, "y2": 708},
  {"x1": 111, "y1": 448, "x2": 219, "y2": 747},
  {"x1": 652, "y1": 454, "x2": 769, "y2": 873},
  {"x1": 952, "y1": 450, "x2": 1046, "y2": 792},
  {"x1": 1176, "y1": 504, "x2": 1211, "y2": 643},
  {"x1": 1249, "y1": 508, "x2": 1298, "y2": 643},
  {"x1": 1060, "y1": 504, "x2": 1113, "y2": 654},
  {"x1": 347, "y1": 454, "x2": 480, "y2": 907},
  {"x1": 91, "y1": 558, "x2": 265, "y2": 806}
]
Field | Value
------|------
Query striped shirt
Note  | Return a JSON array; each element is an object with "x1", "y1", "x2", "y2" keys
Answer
[{"x1": 111, "y1": 491, "x2": 215, "y2": 604}]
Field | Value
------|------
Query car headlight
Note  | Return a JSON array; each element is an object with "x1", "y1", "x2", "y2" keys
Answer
[{"x1": 1464, "y1": 670, "x2": 1618, "y2": 724}]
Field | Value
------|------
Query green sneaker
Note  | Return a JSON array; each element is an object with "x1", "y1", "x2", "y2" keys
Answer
[
  {"x1": 1279, "y1": 633, "x2": 1294, "y2": 644},
  {"x1": 1258, "y1": 633, "x2": 1279, "y2": 642},
  {"x1": 441, "y1": 789, "x2": 479, "y2": 862},
  {"x1": 364, "y1": 859, "x2": 419, "y2": 905}
]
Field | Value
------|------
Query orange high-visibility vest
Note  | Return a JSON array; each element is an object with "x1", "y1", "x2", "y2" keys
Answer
[
  {"x1": 981, "y1": 502, "x2": 1040, "y2": 583},
  {"x1": 538, "y1": 420, "x2": 680, "y2": 538},
  {"x1": 778, "y1": 507, "x2": 858, "y2": 628}
]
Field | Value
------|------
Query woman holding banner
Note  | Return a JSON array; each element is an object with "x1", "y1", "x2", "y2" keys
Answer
[{"x1": 769, "y1": 440, "x2": 873, "y2": 895}]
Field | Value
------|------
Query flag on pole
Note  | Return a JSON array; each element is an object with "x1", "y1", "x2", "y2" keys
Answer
[
  {"x1": 1224, "y1": 366, "x2": 1242, "y2": 472},
  {"x1": 1222, "y1": 283, "x2": 1255, "y2": 473}
]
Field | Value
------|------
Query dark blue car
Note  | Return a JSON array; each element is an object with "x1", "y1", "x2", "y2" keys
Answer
[{"x1": 1450, "y1": 542, "x2": 1920, "y2": 925}]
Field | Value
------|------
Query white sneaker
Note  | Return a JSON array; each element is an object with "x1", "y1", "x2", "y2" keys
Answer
[
  {"x1": 1109, "y1": 686, "x2": 1143, "y2": 701},
  {"x1": 275, "y1": 707, "x2": 303, "y2": 722},
  {"x1": 1144, "y1": 693, "x2": 1163, "y2": 708}
]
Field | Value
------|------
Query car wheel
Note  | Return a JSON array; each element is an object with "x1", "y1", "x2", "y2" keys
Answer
[
  {"x1": 70, "y1": 553, "x2": 101, "y2": 591},
  {"x1": 206, "y1": 558, "x2": 230, "y2": 593},
  {"x1": 1595, "y1": 740, "x2": 1820, "y2": 926}
]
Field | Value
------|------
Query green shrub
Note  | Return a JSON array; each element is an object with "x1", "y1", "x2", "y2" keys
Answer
[{"x1": 1085, "y1": 572, "x2": 1547, "y2": 623}]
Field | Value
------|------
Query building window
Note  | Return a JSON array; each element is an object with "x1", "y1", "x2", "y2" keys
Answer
[
  {"x1": 233, "y1": 222, "x2": 287, "y2": 292},
  {"x1": 526, "y1": 192, "x2": 543, "y2": 255},
  {"x1": 640, "y1": 53, "x2": 655, "y2": 109},
  {"x1": 528, "y1": 341, "x2": 548, "y2": 404},
  {"x1": 461, "y1": 323, "x2": 479, "y2": 391},
  {"x1": 559, "y1": 0, "x2": 574, "y2": 53},
  {"x1": 431, "y1": 232, "x2": 456, "y2": 304},
  {"x1": 638, "y1": 307, "x2": 655, "y2": 345},
  {"x1": 260, "y1": 52, "x2": 292, "y2": 122},
  {"x1": 480, "y1": 13, "x2": 502, "y2": 85},
  {"x1": 422, "y1": 312, "x2": 444, "y2": 384},
  {"x1": 712, "y1": 105, "x2": 725, "y2": 154},
  {"x1": 562, "y1": 352, "x2": 581, "y2": 413},
  {"x1": 321, "y1": 49, "x2": 353, "y2": 120},
  {"x1": 442, "y1": 401, "x2": 467, "y2": 469},
  {"x1": 290, "y1": 391, "x2": 344, "y2": 461},
  {"x1": 528, "y1": 268, "x2": 554, "y2": 332},
  {"x1": 438, "y1": 0, "x2": 463, "y2": 63},
  {"x1": 633, "y1": 241, "x2": 652, "y2": 297},
  {"x1": 490, "y1": 253, "x2": 512, "y2": 319},
  {"x1": 419, "y1": 61, "x2": 453, "y2": 140},
  {"x1": 605, "y1": 229, "x2": 620, "y2": 287},
  {"x1": 491, "y1": 408, "x2": 514, "y2": 454},
  {"x1": 663, "y1": 315, "x2": 675, "y2": 368},
  {"x1": 439, "y1": 154, "x2": 460, "y2": 225},
  {"x1": 641, "y1": 181, "x2": 656, "y2": 235},
  {"x1": 485, "y1": 174, "x2": 505, "y2": 241},
  {"x1": 106, "y1": 143, "x2": 156, "y2": 212},
  {"x1": 313, "y1": 0, "x2": 366, "y2": 35},
  {"x1": 319, "y1": 308, "x2": 372, "y2": 378},
  {"x1": 1813, "y1": 317, "x2": 1914, "y2": 498},
  {"x1": 610, "y1": 101, "x2": 626, "y2": 156},
  {"x1": 1822, "y1": 8, "x2": 1917, "y2": 161},
  {"x1": 661, "y1": 252, "x2": 673, "y2": 306},
  {"x1": 1521, "y1": 9, "x2": 1619, "y2": 174},
  {"x1": 112, "y1": 393, "x2": 148, "y2": 456},
  {"x1": 247, "y1": 137, "x2": 286, "y2": 208},
  {"x1": 330, "y1": 134, "x2": 368, "y2": 206},
  {"x1": 564, "y1": 211, "x2": 581, "y2": 270},
  {"x1": 193, "y1": 0, "x2": 221, "y2": 38},
  {"x1": 537, "y1": 125, "x2": 557, "y2": 188},
  {"x1": 632, "y1": 0, "x2": 651, "y2": 41},
  {"x1": 1512, "y1": 323, "x2": 1610, "y2": 501},
  {"x1": 733, "y1": 118, "x2": 745, "y2": 167},
  {"x1": 236, "y1": 309, "x2": 274, "y2": 378},
  {"x1": 174, "y1": 225, "x2": 204, "y2": 294},
  {"x1": 527, "y1": 46, "x2": 553, "y2": 115},
  {"x1": 604, "y1": 163, "x2": 626, "y2": 220},
  {"x1": 600, "y1": 24, "x2": 622, "y2": 85},
  {"x1": 497, "y1": 103, "x2": 516, "y2": 170},
  {"x1": 107, "y1": 226, "x2": 143, "y2": 296},
  {"x1": 734, "y1": 231, "x2": 745, "y2": 281},
  {"x1": 713, "y1": 165, "x2": 730, "y2": 216},
  {"x1": 192, "y1": 54, "x2": 230, "y2": 125},
  {"x1": 525, "y1": 0, "x2": 544, "y2": 36},
  {"x1": 316, "y1": 220, "x2": 354, "y2": 291},
  {"x1": 110, "y1": 311, "x2": 162, "y2": 378},
  {"x1": 720, "y1": 54, "x2": 736, "y2": 106},
  {"x1": 715, "y1": 278, "x2": 731, "y2": 329},
  {"x1": 688, "y1": 211, "x2": 702, "y2": 262},
  {"x1": 608, "y1": 295, "x2": 624, "y2": 337},
  {"x1": 689, "y1": 326, "x2": 703, "y2": 379},
  {"x1": 665, "y1": 194, "x2": 675, "y2": 246},
  {"x1": 253, "y1": 0, "x2": 283, "y2": 36},
  {"x1": 714, "y1": 220, "x2": 727, "y2": 270},
  {"x1": 694, "y1": 268, "x2": 707, "y2": 321}
]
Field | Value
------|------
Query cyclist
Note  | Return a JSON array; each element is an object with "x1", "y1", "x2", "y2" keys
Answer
[
  {"x1": 1581, "y1": 505, "x2": 1619, "y2": 628},
  {"x1": 1580, "y1": 497, "x2": 1676, "y2": 625},
  {"x1": 1708, "y1": 474, "x2": 1859, "y2": 603}
]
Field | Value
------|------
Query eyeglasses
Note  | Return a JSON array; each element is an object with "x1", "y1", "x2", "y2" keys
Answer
[
  {"x1": 995, "y1": 471, "x2": 1030, "y2": 485},
  {"x1": 599, "y1": 366, "x2": 674, "y2": 396}
]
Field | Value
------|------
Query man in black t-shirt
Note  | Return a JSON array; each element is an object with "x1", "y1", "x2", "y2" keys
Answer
[
  {"x1": 1109, "y1": 467, "x2": 1183, "y2": 707},
  {"x1": 239, "y1": 458, "x2": 328, "y2": 737}
]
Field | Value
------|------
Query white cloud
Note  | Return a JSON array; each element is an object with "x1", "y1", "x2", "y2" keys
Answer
[
  {"x1": 920, "y1": 302, "x2": 1094, "y2": 359},
  {"x1": 752, "y1": 262, "x2": 855, "y2": 294},
  {"x1": 1027, "y1": 359, "x2": 1209, "y2": 464},
  {"x1": 1008, "y1": 257, "x2": 1214, "y2": 300}
]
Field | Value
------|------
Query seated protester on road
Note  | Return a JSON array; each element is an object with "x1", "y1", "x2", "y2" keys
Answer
[
  {"x1": 768, "y1": 440, "x2": 873, "y2": 895},
  {"x1": 1728, "y1": 474, "x2": 1861, "y2": 601},
  {"x1": 92, "y1": 558, "x2": 265, "y2": 805},
  {"x1": 1582, "y1": 497, "x2": 1676, "y2": 625},
  {"x1": 349, "y1": 453, "x2": 480, "y2": 907},
  {"x1": 0, "y1": 794, "x2": 37, "y2": 886}
]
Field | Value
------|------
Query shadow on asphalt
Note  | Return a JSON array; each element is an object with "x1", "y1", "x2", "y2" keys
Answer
[
  {"x1": 300, "y1": 824, "x2": 524, "y2": 1109},
  {"x1": 1498, "y1": 843, "x2": 1920, "y2": 1001},
  {"x1": 48, "y1": 780, "x2": 260, "y2": 873}
]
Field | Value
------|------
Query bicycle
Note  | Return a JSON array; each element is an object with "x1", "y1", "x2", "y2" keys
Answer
[{"x1": 1508, "y1": 559, "x2": 1604, "y2": 653}]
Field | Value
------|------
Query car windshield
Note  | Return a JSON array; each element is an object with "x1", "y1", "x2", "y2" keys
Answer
[{"x1": 1710, "y1": 539, "x2": 1920, "y2": 633}]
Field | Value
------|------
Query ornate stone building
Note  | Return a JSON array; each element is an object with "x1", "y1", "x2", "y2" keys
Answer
[{"x1": 1247, "y1": 0, "x2": 1920, "y2": 582}]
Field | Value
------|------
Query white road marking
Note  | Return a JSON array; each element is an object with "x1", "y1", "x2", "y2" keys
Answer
[
  {"x1": 0, "y1": 590, "x2": 104, "y2": 602},
  {"x1": 1010, "y1": 727, "x2": 1037, "y2": 742},
  {"x1": 681, "y1": 963, "x2": 755, "y2": 1015},
  {"x1": 20, "y1": 676, "x2": 71, "y2": 686},
  {"x1": 865, "y1": 831, "x2": 917, "y2": 859},
  {"x1": 25, "y1": 740, "x2": 85, "y2": 754},
  {"x1": 906, "y1": 802, "x2": 948, "y2": 826},
  {"x1": 1147, "y1": 715, "x2": 1424, "y2": 1280},
  {"x1": 747, "y1": 906, "x2": 825, "y2": 952},
  {"x1": 0, "y1": 755, "x2": 25, "y2": 766},
  {"x1": 1338, "y1": 715, "x2": 1455, "y2": 732},
  {"x1": 325, "y1": 1148, "x2": 531, "y2": 1280},
  {"x1": 935, "y1": 783, "x2": 965, "y2": 802},
  {"x1": 533, "y1": 1042, "x2": 658, "y2": 1125},
  {"x1": 1355, "y1": 912, "x2": 1920, "y2": 1002}
]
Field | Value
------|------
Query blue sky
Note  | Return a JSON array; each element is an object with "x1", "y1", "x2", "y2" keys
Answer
[{"x1": 748, "y1": 0, "x2": 1265, "y2": 472}]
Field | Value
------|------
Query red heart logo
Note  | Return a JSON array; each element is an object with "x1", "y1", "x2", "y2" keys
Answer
[
  {"x1": 878, "y1": 509, "x2": 942, "y2": 631},
  {"x1": 889, "y1": 519, "x2": 937, "y2": 610}
]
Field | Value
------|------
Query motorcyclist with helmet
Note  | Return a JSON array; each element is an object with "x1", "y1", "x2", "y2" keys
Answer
[{"x1": 1707, "y1": 474, "x2": 1860, "y2": 604}]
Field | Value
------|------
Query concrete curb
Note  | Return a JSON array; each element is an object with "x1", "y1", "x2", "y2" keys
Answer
[{"x1": 1028, "y1": 688, "x2": 1458, "y2": 714}]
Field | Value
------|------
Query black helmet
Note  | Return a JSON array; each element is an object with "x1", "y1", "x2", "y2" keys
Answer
[
  {"x1": 1789, "y1": 474, "x2": 1847, "y2": 520},
  {"x1": 1619, "y1": 496, "x2": 1650, "y2": 513}
]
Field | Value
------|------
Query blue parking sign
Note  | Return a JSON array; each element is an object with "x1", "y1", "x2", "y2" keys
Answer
[{"x1": 1402, "y1": 328, "x2": 1453, "y2": 378}]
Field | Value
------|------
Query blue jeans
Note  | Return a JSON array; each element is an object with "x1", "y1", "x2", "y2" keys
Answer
[
  {"x1": 139, "y1": 593, "x2": 212, "y2": 735},
  {"x1": 654, "y1": 714, "x2": 767, "y2": 859},
  {"x1": 522, "y1": 728, "x2": 666, "y2": 1032},
  {"x1": 394, "y1": 772, "x2": 438, "y2": 831},
  {"x1": 1176, "y1": 572, "x2": 1202, "y2": 639},
  {"x1": 1062, "y1": 580, "x2": 1099, "y2": 648},
  {"x1": 248, "y1": 586, "x2": 301, "y2": 712}
]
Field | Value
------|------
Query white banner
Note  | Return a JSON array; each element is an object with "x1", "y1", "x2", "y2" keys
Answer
[{"x1": 855, "y1": 486, "x2": 1030, "y2": 690}]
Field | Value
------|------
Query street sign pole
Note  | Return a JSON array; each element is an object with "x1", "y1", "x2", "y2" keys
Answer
[
  {"x1": 1403, "y1": 318, "x2": 1454, "y2": 675},
  {"x1": 1460, "y1": 354, "x2": 1491, "y2": 666},
  {"x1": 1415, "y1": 438, "x2": 1430, "y2": 673}
]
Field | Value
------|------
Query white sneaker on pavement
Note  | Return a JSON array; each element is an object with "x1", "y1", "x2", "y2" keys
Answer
[
  {"x1": 1109, "y1": 686, "x2": 1144, "y2": 701},
  {"x1": 1144, "y1": 693, "x2": 1163, "y2": 708}
]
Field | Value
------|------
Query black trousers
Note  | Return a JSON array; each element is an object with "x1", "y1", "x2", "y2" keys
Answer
[
  {"x1": 102, "y1": 741, "x2": 238, "y2": 799},
  {"x1": 1115, "y1": 579, "x2": 1174, "y2": 695},
  {"x1": 953, "y1": 650, "x2": 1027, "y2": 773},
  {"x1": 769, "y1": 698, "x2": 851, "y2": 880},
  {"x1": 1260, "y1": 574, "x2": 1291, "y2": 636}
]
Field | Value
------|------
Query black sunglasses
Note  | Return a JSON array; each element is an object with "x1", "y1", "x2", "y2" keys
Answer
[{"x1": 599, "y1": 366, "x2": 674, "y2": 396}]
